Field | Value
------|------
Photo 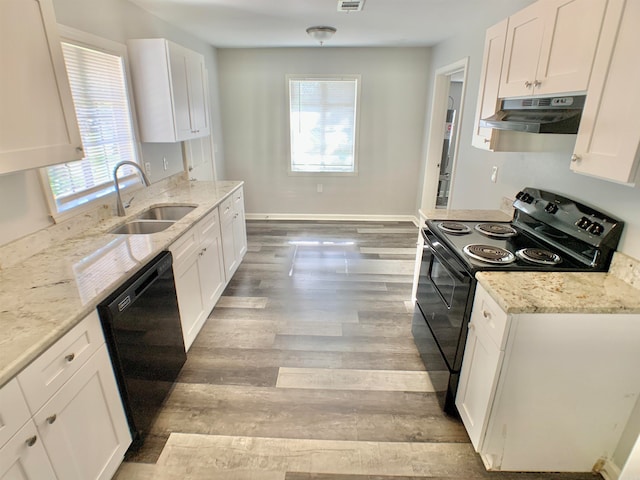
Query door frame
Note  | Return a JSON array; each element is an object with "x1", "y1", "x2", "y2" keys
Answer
[{"x1": 420, "y1": 57, "x2": 469, "y2": 211}]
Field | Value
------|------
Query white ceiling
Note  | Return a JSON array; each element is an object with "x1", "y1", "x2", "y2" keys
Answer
[{"x1": 128, "y1": 0, "x2": 535, "y2": 48}]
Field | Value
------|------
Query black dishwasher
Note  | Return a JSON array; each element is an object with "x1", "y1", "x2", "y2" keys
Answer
[{"x1": 98, "y1": 251, "x2": 186, "y2": 449}]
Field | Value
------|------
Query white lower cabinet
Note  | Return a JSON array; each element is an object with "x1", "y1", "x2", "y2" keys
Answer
[
  {"x1": 170, "y1": 207, "x2": 225, "y2": 350},
  {"x1": 457, "y1": 284, "x2": 640, "y2": 472},
  {"x1": 220, "y1": 187, "x2": 247, "y2": 280},
  {"x1": 2, "y1": 311, "x2": 130, "y2": 480},
  {"x1": 0, "y1": 420, "x2": 56, "y2": 480}
]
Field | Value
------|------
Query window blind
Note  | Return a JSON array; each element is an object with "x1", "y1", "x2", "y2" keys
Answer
[
  {"x1": 46, "y1": 42, "x2": 138, "y2": 212},
  {"x1": 289, "y1": 78, "x2": 358, "y2": 173}
]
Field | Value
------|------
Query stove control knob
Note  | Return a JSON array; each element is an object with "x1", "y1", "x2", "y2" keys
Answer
[
  {"x1": 575, "y1": 217, "x2": 592, "y2": 230},
  {"x1": 516, "y1": 190, "x2": 526, "y2": 200},
  {"x1": 544, "y1": 203, "x2": 559, "y2": 214},
  {"x1": 588, "y1": 223, "x2": 604, "y2": 236}
]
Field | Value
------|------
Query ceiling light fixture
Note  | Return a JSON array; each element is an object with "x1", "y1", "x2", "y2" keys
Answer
[{"x1": 306, "y1": 26, "x2": 337, "y2": 46}]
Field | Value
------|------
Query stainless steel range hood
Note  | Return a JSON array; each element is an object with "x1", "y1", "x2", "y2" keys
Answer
[{"x1": 480, "y1": 95, "x2": 586, "y2": 134}]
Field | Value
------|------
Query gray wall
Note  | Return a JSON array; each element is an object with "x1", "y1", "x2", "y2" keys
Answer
[
  {"x1": 217, "y1": 47, "x2": 430, "y2": 217},
  {"x1": 0, "y1": 0, "x2": 224, "y2": 246}
]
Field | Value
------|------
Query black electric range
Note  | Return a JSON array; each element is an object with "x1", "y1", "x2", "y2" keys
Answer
[{"x1": 412, "y1": 187, "x2": 624, "y2": 415}]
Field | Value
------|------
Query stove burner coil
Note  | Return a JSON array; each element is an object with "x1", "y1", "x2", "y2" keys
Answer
[
  {"x1": 475, "y1": 223, "x2": 518, "y2": 238},
  {"x1": 438, "y1": 222, "x2": 471, "y2": 234},
  {"x1": 516, "y1": 248, "x2": 562, "y2": 265},
  {"x1": 463, "y1": 244, "x2": 516, "y2": 264}
]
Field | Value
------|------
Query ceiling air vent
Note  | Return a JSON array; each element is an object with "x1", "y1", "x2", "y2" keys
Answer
[{"x1": 337, "y1": 0, "x2": 365, "y2": 12}]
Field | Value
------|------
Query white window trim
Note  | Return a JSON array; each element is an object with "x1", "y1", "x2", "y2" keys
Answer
[
  {"x1": 286, "y1": 74, "x2": 361, "y2": 177},
  {"x1": 39, "y1": 25, "x2": 144, "y2": 223}
]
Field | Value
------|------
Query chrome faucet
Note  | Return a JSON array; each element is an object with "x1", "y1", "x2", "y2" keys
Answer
[{"x1": 113, "y1": 161, "x2": 151, "y2": 216}]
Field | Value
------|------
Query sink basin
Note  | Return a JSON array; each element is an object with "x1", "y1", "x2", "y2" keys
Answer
[
  {"x1": 135, "y1": 205, "x2": 196, "y2": 221},
  {"x1": 109, "y1": 220, "x2": 175, "y2": 235}
]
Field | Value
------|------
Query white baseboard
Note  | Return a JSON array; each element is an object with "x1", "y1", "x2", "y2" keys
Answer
[
  {"x1": 245, "y1": 213, "x2": 419, "y2": 225},
  {"x1": 600, "y1": 458, "x2": 622, "y2": 480}
]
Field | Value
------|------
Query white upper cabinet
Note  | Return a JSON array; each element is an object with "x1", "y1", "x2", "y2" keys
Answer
[
  {"x1": 127, "y1": 39, "x2": 210, "y2": 143},
  {"x1": 0, "y1": 0, "x2": 83, "y2": 175},
  {"x1": 571, "y1": 0, "x2": 640, "y2": 184},
  {"x1": 499, "y1": 0, "x2": 607, "y2": 98},
  {"x1": 471, "y1": 19, "x2": 509, "y2": 151}
]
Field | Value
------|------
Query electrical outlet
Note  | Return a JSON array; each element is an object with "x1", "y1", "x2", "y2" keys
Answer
[
  {"x1": 317, "y1": 183, "x2": 323, "y2": 193},
  {"x1": 491, "y1": 166, "x2": 498, "y2": 183},
  {"x1": 144, "y1": 162, "x2": 152, "y2": 176},
  {"x1": 163, "y1": 157, "x2": 169, "y2": 171}
]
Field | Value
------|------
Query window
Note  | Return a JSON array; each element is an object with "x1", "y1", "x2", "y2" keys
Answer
[
  {"x1": 42, "y1": 29, "x2": 140, "y2": 217},
  {"x1": 288, "y1": 75, "x2": 360, "y2": 174}
]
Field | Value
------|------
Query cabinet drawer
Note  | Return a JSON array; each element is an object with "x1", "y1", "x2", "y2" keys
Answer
[
  {"x1": 471, "y1": 286, "x2": 509, "y2": 350},
  {"x1": 198, "y1": 207, "x2": 220, "y2": 239},
  {"x1": 17, "y1": 311, "x2": 105, "y2": 414},
  {"x1": 0, "y1": 378, "x2": 31, "y2": 448},
  {"x1": 170, "y1": 226, "x2": 200, "y2": 266},
  {"x1": 219, "y1": 196, "x2": 233, "y2": 223}
]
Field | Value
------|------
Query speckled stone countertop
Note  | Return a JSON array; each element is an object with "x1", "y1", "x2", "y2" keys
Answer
[
  {"x1": 476, "y1": 252, "x2": 640, "y2": 314},
  {"x1": 0, "y1": 177, "x2": 243, "y2": 387},
  {"x1": 419, "y1": 208, "x2": 513, "y2": 223}
]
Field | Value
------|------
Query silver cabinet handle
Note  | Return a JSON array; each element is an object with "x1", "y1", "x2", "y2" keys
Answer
[
  {"x1": 65, "y1": 353, "x2": 75, "y2": 362},
  {"x1": 524, "y1": 81, "x2": 532, "y2": 88},
  {"x1": 534, "y1": 80, "x2": 541, "y2": 87},
  {"x1": 75, "y1": 146, "x2": 84, "y2": 153},
  {"x1": 46, "y1": 414, "x2": 57, "y2": 424},
  {"x1": 25, "y1": 435, "x2": 37, "y2": 447},
  {"x1": 482, "y1": 310, "x2": 492, "y2": 320},
  {"x1": 468, "y1": 322, "x2": 476, "y2": 331},
  {"x1": 571, "y1": 154, "x2": 581, "y2": 162}
]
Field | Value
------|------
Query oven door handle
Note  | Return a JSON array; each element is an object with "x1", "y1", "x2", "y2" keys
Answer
[{"x1": 423, "y1": 243, "x2": 467, "y2": 283}]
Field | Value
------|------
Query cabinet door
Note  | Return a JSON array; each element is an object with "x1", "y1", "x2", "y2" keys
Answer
[
  {"x1": 173, "y1": 248, "x2": 207, "y2": 351},
  {"x1": 571, "y1": 0, "x2": 640, "y2": 184},
  {"x1": 472, "y1": 19, "x2": 508, "y2": 151},
  {"x1": 0, "y1": 421, "x2": 56, "y2": 480},
  {"x1": 167, "y1": 42, "x2": 194, "y2": 141},
  {"x1": 32, "y1": 346, "x2": 131, "y2": 480},
  {"x1": 221, "y1": 214, "x2": 237, "y2": 281},
  {"x1": 0, "y1": 0, "x2": 83, "y2": 174},
  {"x1": 455, "y1": 322, "x2": 503, "y2": 451},
  {"x1": 499, "y1": 2, "x2": 544, "y2": 98},
  {"x1": 535, "y1": 0, "x2": 607, "y2": 95},
  {"x1": 198, "y1": 210, "x2": 225, "y2": 314},
  {"x1": 232, "y1": 189, "x2": 247, "y2": 260},
  {"x1": 186, "y1": 52, "x2": 210, "y2": 137}
]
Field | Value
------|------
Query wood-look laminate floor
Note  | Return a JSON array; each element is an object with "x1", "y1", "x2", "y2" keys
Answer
[{"x1": 115, "y1": 221, "x2": 599, "y2": 480}]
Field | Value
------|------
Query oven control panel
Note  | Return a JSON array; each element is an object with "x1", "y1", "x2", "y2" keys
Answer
[{"x1": 513, "y1": 188, "x2": 623, "y2": 248}]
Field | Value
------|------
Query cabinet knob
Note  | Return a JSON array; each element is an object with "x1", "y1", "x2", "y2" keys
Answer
[
  {"x1": 483, "y1": 138, "x2": 490, "y2": 143},
  {"x1": 482, "y1": 310, "x2": 492, "y2": 320},
  {"x1": 524, "y1": 81, "x2": 533, "y2": 88},
  {"x1": 65, "y1": 353, "x2": 75, "y2": 362},
  {"x1": 468, "y1": 322, "x2": 476, "y2": 331},
  {"x1": 75, "y1": 146, "x2": 84, "y2": 153},
  {"x1": 571, "y1": 154, "x2": 581, "y2": 162},
  {"x1": 46, "y1": 414, "x2": 57, "y2": 424},
  {"x1": 25, "y1": 435, "x2": 37, "y2": 447},
  {"x1": 533, "y1": 80, "x2": 541, "y2": 88}
]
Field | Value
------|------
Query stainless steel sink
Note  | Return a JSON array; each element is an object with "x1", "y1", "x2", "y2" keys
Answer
[
  {"x1": 109, "y1": 220, "x2": 175, "y2": 235},
  {"x1": 135, "y1": 205, "x2": 196, "y2": 221}
]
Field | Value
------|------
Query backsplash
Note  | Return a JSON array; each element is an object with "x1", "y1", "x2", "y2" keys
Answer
[
  {"x1": 0, "y1": 173, "x2": 187, "y2": 270},
  {"x1": 610, "y1": 251, "x2": 640, "y2": 289}
]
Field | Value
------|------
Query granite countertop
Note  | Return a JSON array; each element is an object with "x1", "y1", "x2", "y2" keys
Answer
[
  {"x1": 476, "y1": 268, "x2": 640, "y2": 314},
  {"x1": 419, "y1": 209, "x2": 513, "y2": 223},
  {"x1": 0, "y1": 178, "x2": 243, "y2": 387}
]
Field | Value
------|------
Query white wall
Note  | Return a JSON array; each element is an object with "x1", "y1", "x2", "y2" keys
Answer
[
  {"x1": 217, "y1": 47, "x2": 430, "y2": 217},
  {"x1": 419, "y1": 5, "x2": 640, "y2": 260},
  {"x1": 0, "y1": 0, "x2": 224, "y2": 246}
]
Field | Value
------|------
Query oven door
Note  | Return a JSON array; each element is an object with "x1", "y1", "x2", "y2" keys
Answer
[{"x1": 415, "y1": 228, "x2": 474, "y2": 373}]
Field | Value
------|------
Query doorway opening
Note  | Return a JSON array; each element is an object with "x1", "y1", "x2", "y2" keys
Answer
[{"x1": 420, "y1": 58, "x2": 469, "y2": 211}]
